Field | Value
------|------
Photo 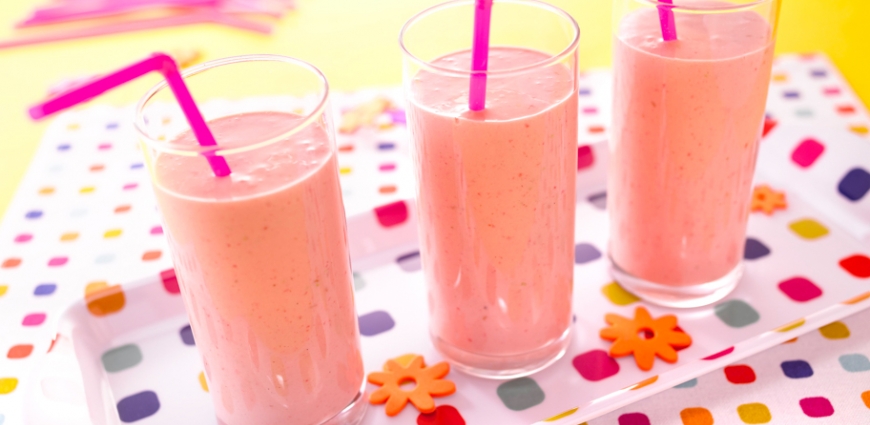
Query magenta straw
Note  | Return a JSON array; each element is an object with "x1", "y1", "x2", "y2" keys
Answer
[
  {"x1": 29, "y1": 53, "x2": 231, "y2": 177},
  {"x1": 468, "y1": 0, "x2": 493, "y2": 111},
  {"x1": 657, "y1": 0, "x2": 677, "y2": 41}
]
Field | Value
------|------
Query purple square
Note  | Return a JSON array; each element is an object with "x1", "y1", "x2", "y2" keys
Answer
[
  {"x1": 573, "y1": 349, "x2": 619, "y2": 381},
  {"x1": 179, "y1": 325, "x2": 195, "y2": 346},
  {"x1": 574, "y1": 243, "x2": 602, "y2": 264},
  {"x1": 396, "y1": 251, "x2": 421, "y2": 272},
  {"x1": 34, "y1": 283, "x2": 57, "y2": 296},
  {"x1": 117, "y1": 391, "x2": 160, "y2": 422},
  {"x1": 358, "y1": 311, "x2": 395, "y2": 336},
  {"x1": 744, "y1": 238, "x2": 771, "y2": 260},
  {"x1": 779, "y1": 277, "x2": 822, "y2": 302},
  {"x1": 838, "y1": 168, "x2": 870, "y2": 201}
]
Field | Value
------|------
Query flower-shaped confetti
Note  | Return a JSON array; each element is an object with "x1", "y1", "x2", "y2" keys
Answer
[
  {"x1": 339, "y1": 97, "x2": 393, "y2": 134},
  {"x1": 600, "y1": 306, "x2": 692, "y2": 371},
  {"x1": 750, "y1": 184, "x2": 788, "y2": 215},
  {"x1": 367, "y1": 355, "x2": 456, "y2": 416}
]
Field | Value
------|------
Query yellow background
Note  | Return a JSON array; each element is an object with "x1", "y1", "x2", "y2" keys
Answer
[{"x1": 0, "y1": 0, "x2": 867, "y2": 217}]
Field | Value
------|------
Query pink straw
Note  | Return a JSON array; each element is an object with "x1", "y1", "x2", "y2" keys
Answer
[
  {"x1": 468, "y1": 0, "x2": 493, "y2": 111},
  {"x1": 29, "y1": 53, "x2": 231, "y2": 177},
  {"x1": 657, "y1": 0, "x2": 677, "y2": 41},
  {"x1": 1, "y1": 11, "x2": 271, "y2": 49}
]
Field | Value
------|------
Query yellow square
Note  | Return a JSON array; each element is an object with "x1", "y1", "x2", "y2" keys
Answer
[
  {"x1": 0, "y1": 378, "x2": 18, "y2": 394},
  {"x1": 819, "y1": 321, "x2": 850, "y2": 339},
  {"x1": 789, "y1": 218, "x2": 829, "y2": 239},
  {"x1": 602, "y1": 282, "x2": 640, "y2": 306},
  {"x1": 737, "y1": 403, "x2": 771, "y2": 424}
]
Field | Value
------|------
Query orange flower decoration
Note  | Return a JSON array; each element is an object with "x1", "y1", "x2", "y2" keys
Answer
[
  {"x1": 367, "y1": 355, "x2": 456, "y2": 416},
  {"x1": 751, "y1": 184, "x2": 788, "y2": 215},
  {"x1": 600, "y1": 306, "x2": 692, "y2": 371}
]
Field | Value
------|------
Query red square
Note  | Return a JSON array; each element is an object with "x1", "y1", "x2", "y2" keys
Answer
[
  {"x1": 837, "y1": 105, "x2": 856, "y2": 114},
  {"x1": 762, "y1": 118, "x2": 778, "y2": 138},
  {"x1": 724, "y1": 365, "x2": 756, "y2": 384},
  {"x1": 7, "y1": 344, "x2": 33, "y2": 359},
  {"x1": 840, "y1": 254, "x2": 870, "y2": 278}
]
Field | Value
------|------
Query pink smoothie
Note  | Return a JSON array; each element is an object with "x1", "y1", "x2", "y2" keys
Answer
[
  {"x1": 152, "y1": 112, "x2": 363, "y2": 425},
  {"x1": 407, "y1": 48, "x2": 578, "y2": 361},
  {"x1": 609, "y1": 6, "x2": 775, "y2": 286}
]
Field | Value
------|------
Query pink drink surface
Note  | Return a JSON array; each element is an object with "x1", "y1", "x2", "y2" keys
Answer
[
  {"x1": 408, "y1": 48, "x2": 578, "y2": 357},
  {"x1": 609, "y1": 6, "x2": 775, "y2": 286},
  {"x1": 152, "y1": 112, "x2": 363, "y2": 425}
]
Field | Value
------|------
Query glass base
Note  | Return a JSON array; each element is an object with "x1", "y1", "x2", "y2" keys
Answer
[
  {"x1": 216, "y1": 381, "x2": 367, "y2": 425},
  {"x1": 609, "y1": 256, "x2": 743, "y2": 308},
  {"x1": 319, "y1": 386, "x2": 367, "y2": 425},
  {"x1": 432, "y1": 326, "x2": 571, "y2": 380}
]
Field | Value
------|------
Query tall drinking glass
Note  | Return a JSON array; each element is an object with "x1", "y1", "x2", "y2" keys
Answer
[
  {"x1": 609, "y1": 0, "x2": 780, "y2": 308},
  {"x1": 401, "y1": 0, "x2": 580, "y2": 378},
  {"x1": 135, "y1": 55, "x2": 366, "y2": 425}
]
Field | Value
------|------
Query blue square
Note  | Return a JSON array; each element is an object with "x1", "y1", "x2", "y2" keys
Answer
[
  {"x1": 33, "y1": 283, "x2": 57, "y2": 296},
  {"x1": 781, "y1": 360, "x2": 813, "y2": 378},
  {"x1": 839, "y1": 354, "x2": 870, "y2": 372},
  {"x1": 838, "y1": 168, "x2": 870, "y2": 201}
]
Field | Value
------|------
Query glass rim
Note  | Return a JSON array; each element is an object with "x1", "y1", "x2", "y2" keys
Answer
[
  {"x1": 399, "y1": 0, "x2": 580, "y2": 78},
  {"x1": 134, "y1": 54, "x2": 330, "y2": 157},
  {"x1": 635, "y1": 0, "x2": 772, "y2": 12}
]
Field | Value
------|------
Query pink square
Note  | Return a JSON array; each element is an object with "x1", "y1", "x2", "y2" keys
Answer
[
  {"x1": 823, "y1": 87, "x2": 841, "y2": 96},
  {"x1": 150, "y1": 226, "x2": 163, "y2": 235},
  {"x1": 800, "y1": 397, "x2": 834, "y2": 417},
  {"x1": 578, "y1": 145, "x2": 595, "y2": 170},
  {"x1": 23, "y1": 313, "x2": 46, "y2": 326},
  {"x1": 123, "y1": 183, "x2": 138, "y2": 190},
  {"x1": 582, "y1": 106, "x2": 598, "y2": 115},
  {"x1": 160, "y1": 269, "x2": 180, "y2": 294},
  {"x1": 573, "y1": 349, "x2": 619, "y2": 381},
  {"x1": 14, "y1": 234, "x2": 32, "y2": 243},
  {"x1": 779, "y1": 277, "x2": 823, "y2": 302},
  {"x1": 374, "y1": 201, "x2": 409, "y2": 227},
  {"x1": 98, "y1": 143, "x2": 112, "y2": 150},
  {"x1": 47, "y1": 257, "x2": 68, "y2": 267},
  {"x1": 791, "y1": 138, "x2": 825, "y2": 168}
]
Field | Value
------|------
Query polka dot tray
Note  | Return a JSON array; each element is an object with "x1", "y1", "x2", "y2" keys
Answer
[{"x1": 2, "y1": 53, "x2": 869, "y2": 425}]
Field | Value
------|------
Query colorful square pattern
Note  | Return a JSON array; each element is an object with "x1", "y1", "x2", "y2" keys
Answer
[{"x1": 2, "y1": 54, "x2": 870, "y2": 425}]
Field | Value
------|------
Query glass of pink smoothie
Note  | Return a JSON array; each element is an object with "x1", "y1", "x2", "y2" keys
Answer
[
  {"x1": 609, "y1": 0, "x2": 780, "y2": 307},
  {"x1": 400, "y1": 0, "x2": 580, "y2": 378},
  {"x1": 134, "y1": 56, "x2": 366, "y2": 425}
]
